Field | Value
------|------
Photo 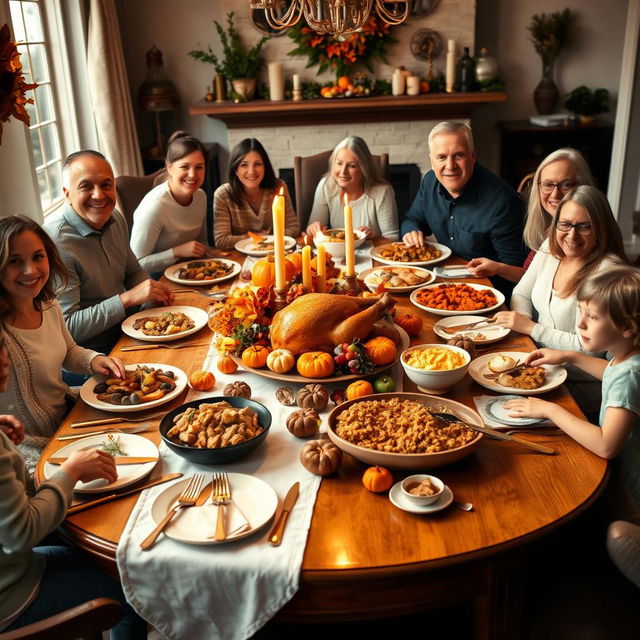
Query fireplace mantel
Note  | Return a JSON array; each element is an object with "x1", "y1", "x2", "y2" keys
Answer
[{"x1": 189, "y1": 92, "x2": 507, "y2": 128}]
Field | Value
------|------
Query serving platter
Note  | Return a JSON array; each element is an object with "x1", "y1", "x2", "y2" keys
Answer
[
  {"x1": 410, "y1": 282, "x2": 505, "y2": 316},
  {"x1": 359, "y1": 265, "x2": 435, "y2": 293},
  {"x1": 230, "y1": 326, "x2": 409, "y2": 383},
  {"x1": 43, "y1": 433, "x2": 158, "y2": 493},
  {"x1": 150, "y1": 473, "x2": 278, "y2": 545},
  {"x1": 433, "y1": 314, "x2": 510, "y2": 344},
  {"x1": 121, "y1": 306, "x2": 209, "y2": 343},
  {"x1": 371, "y1": 242, "x2": 451, "y2": 267},
  {"x1": 234, "y1": 235, "x2": 296, "y2": 257},
  {"x1": 79, "y1": 363, "x2": 188, "y2": 413},
  {"x1": 326, "y1": 392, "x2": 484, "y2": 469},
  {"x1": 468, "y1": 352, "x2": 568, "y2": 396},
  {"x1": 164, "y1": 258, "x2": 241, "y2": 286}
]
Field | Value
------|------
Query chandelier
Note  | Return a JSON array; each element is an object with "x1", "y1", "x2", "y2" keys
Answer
[{"x1": 250, "y1": 0, "x2": 410, "y2": 39}]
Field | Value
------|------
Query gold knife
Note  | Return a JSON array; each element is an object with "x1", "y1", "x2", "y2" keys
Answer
[
  {"x1": 71, "y1": 414, "x2": 165, "y2": 428},
  {"x1": 467, "y1": 424, "x2": 555, "y2": 455},
  {"x1": 269, "y1": 482, "x2": 300, "y2": 547},
  {"x1": 48, "y1": 456, "x2": 158, "y2": 465},
  {"x1": 120, "y1": 343, "x2": 209, "y2": 352},
  {"x1": 66, "y1": 472, "x2": 183, "y2": 515}
]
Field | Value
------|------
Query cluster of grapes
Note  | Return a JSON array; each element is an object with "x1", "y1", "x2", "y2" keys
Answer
[{"x1": 333, "y1": 341, "x2": 375, "y2": 375}]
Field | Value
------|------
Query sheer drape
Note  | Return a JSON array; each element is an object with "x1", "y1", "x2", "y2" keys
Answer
[{"x1": 87, "y1": 0, "x2": 143, "y2": 176}]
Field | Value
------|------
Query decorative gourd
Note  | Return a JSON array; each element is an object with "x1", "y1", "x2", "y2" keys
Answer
[
  {"x1": 251, "y1": 254, "x2": 297, "y2": 287},
  {"x1": 286, "y1": 408, "x2": 320, "y2": 438},
  {"x1": 217, "y1": 354, "x2": 238, "y2": 374},
  {"x1": 362, "y1": 466, "x2": 393, "y2": 493},
  {"x1": 189, "y1": 370, "x2": 215, "y2": 391},
  {"x1": 311, "y1": 253, "x2": 339, "y2": 279},
  {"x1": 287, "y1": 251, "x2": 303, "y2": 273},
  {"x1": 363, "y1": 336, "x2": 396, "y2": 366},
  {"x1": 300, "y1": 439, "x2": 343, "y2": 475},
  {"x1": 266, "y1": 348, "x2": 295, "y2": 374},
  {"x1": 223, "y1": 381, "x2": 251, "y2": 398},
  {"x1": 296, "y1": 351, "x2": 335, "y2": 378},
  {"x1": 345, "y1": 380, "x2": 374, "y2": 400},
  {"x1": 297, "y1": 383, "x2": 329, "y2": 411},
  {"x1": 393, "y1": 313, "x2": 423, "y2": 337},
  {"x1": 241, "y1": 345, "x2": 270, "y2": 368},
  {"x1": 446, "y1": 336, "x2": 477, "y2": 359}
]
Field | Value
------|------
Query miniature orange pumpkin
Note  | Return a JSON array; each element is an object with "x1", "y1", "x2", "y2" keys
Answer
[
  {"x1": 217, "y1": 354, "x2": 238, "y2": 374},
  {"x1": 393, "y1": 313, "x2": 423, "y2": 337},
  {"x1": 363, "y1": 336, "x2": 396, "y2": 366},
  {"x1": 287, "y1": 251, "x2": 303, "y2": 273},
  {"x1": 267, "y1": 348, "x2": 296, "y2": 374},
  {"x1": 345, "y1": 380, "x2": 373, "y2": 400},
  {"x1": 296, "y1": 351, "x2": 335, "y2": 378},
  {"x1": 251, "y1": 254, "x2": 297, "y2": 287},
  {"x1": 189, "y1": 370, "x2": 215, "y2": 391},
  {"x1": 362, "y1": 466, "x2": 393, "y2": 493},
  {"x1": 241, "y1": 345, "x2": 271, "y2": 368}
]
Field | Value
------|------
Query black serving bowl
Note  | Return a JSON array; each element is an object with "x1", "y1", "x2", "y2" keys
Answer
[{"x1": 159, "y1": 396, "x2": 271, "y2": 464}]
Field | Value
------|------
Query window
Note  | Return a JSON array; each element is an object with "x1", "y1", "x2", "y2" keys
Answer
[{"x1": 9, "y1": 0, "x2": 64, "y2": 213}]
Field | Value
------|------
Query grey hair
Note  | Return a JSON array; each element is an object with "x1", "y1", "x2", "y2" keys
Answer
[
  {"x1": 523, "y1": 148, "x2": 595, "y2": 251},
  {"x1": 427, "y1": 121, "x2": 474, "y2": 153},
  {"x1": 326, "y1": 136, "x2": 385, "y2": 195},
  {"x1": 62, "y1": 150, "x2": 110, "y2": 188}
]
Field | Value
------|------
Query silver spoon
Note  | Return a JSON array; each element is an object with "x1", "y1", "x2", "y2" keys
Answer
[
  {"x1": 453, "y1": 500, "x2": 474, "y2": 512},
  {"x1": 171, "y1": 288, "x2": 228, "y2": 300}
]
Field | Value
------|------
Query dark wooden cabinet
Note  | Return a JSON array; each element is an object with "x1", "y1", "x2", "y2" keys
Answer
[{"x1": 498, "y1": 120, "x2": 614, "y2": 192}]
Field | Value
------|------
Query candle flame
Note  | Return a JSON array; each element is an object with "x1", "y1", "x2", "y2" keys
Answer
[
  {"x1": 343, "y1": 192, "x2": 348, "y2": 205},
  {"x1": 303, "y1": 233, "x2": 309, "y2": 246},
  {"x1": 279, "y1": 186, "x2": 284, "y2": 196}
]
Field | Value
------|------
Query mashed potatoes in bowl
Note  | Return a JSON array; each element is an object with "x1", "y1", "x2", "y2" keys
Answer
[{"x1": 401, "y1": 344, "x2": 470, "y2": 392}]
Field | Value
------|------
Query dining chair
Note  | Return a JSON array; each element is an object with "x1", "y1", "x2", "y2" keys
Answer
[
  {"x1": 115, "y1": 168, "x2": 167, "y2": 234},
  {"x1": 0, "y1": 598, "x2": 123, "y2": 640},
  {"x1": 293, "y1": 150, "x2": 389, "y2": 231},
  {"x1": 517, "y1": 171, "x2": 535, "y2": 199}
]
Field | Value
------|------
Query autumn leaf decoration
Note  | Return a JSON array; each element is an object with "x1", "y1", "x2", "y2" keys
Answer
[{"x1": 0, "y1": 23, "x2": 37, "y2": 144}]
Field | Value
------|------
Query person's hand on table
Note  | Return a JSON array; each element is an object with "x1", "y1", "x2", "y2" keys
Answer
[
  {"x1": 524, "y1": 348, "x2": 570, "y2": 367},
  {"x1": 402, "y1": 230, "x2": 424, "y2": 247},
  {"x1": 503, "y1": 397, "x2": 553, "y2": 420},
  {"x1": 357, "y1": 225, "x2": 374, "y2": 240},
  {"x1": 120, "y1": 279, "x2": 174, "y2": 309},
  {"x1": 493, "y1": 310, "x2": 535, "y2": 335},
  {"x1": 306, "y1": 221, "x2": 326, "y2": 237},
  {"x1": 61, "y1": 449, "x2": 118, "y2": 485},
  {"x1": 0, "y1": 414, "x2": 24, "y2": 446},
  {"x1": 467, "y1": 257, "x2": 502, "y2": 277},
  {"x1": 91, "y1": 355, "x2": 126, "y2": 379},
  {"x1": 173, "y1": 241, "x2": 207, "y2": 259}
]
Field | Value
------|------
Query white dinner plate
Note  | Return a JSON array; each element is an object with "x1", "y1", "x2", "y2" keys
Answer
[
  {"x1": 79, "y1": 363, "x2": 187, "y2": 413},
  {"x1": 468, "y1": 352, "x2": 568, "y2": 396},
  {"x1": 371, "y1": 242, "x2": 451, "y2": 267},
  {"x1": 44, "y1": 433, "x2": 158, "y2": 493},
  {"x1": 164, "y1": 258, "x2": 241, "y2": 286},
  {"x1": 389, "y1": 482, "x2": 453, "y2": 514},
  {"x1": 234, "y1": 235, "x2": 296, "y2": 257},
  {"x1": 150, "y1": 473, "x2": 278, "y2": 545},
  {"x1": 121, "y1": 306, "x2": 209, "y2": 343},
  {"x1": 410, "y1": 282, "x2": 505, "y2": 316},
  {"x1": 485, "y1": 395, "x2": 546, "y2": 427},
  {"x1": 360, "y1": 265, "x2": 436, "y2": 293},
  {"x1": 433, "y1": 315, "x2": 510, "y2": 344}
]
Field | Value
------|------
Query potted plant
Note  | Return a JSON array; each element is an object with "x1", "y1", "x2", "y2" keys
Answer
[
  {"x1": 564, "y1": 86, "x2": 610, "y2": 124},
  {"x1": 188, "y1": 12, "x2": 269, "y2": 101},
  {"x1": 527, "y1": 8, "x2": 575, "y2": 114}
]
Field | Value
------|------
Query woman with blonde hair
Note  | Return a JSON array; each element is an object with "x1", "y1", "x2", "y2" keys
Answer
[
  {"x1": 468, "y1": 148, "x2": 595, "y2": 281},
  {"x1": 306, "y1": 136, "x2": 398, "y2": 240}
]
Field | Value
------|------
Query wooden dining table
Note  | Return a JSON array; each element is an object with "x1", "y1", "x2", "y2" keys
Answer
[{"x1": 35, "y1": 245, "x2": 608, "y2": 640}]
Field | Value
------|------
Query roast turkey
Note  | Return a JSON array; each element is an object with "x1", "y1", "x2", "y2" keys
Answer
[{"x1": 270, "y1": 293, "x2": 397, "y2": 355}]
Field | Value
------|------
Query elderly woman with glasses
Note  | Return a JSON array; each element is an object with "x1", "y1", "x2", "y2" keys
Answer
[{"x1": 467, "y1": 148, "x2": 595, "y2": 282}]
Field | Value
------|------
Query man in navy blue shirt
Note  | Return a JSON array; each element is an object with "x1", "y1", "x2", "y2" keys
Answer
[{"x1": 401, "y1": 122, "x2": 526, "y2": 296}]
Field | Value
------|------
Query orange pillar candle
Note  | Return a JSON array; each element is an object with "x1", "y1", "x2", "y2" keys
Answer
[
  {"x1": 302, "y1": 245, "x2": 312, "y2": 292},
  {"x1": 272, "y1": 186, "x2": 286, "y2": 290},
  {"x1": 343, "y1": 192, "x2": 355, "y2": 277},
  {"x1": 316, "y1": 244, "x2": 326, "y2": 293}
]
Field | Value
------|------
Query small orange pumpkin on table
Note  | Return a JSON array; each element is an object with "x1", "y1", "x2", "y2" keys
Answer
[
  {"x1": 217, "y1": 354, "x2": 238, "y2": 374},
  {"x1": 393, "y1": 313, "x2": 423, "y2": 337},
  {"x1": 241, "y1": 344, "x2": 271, "y2": 368},
  {"x1": 363, "y1": 336, "x2": 396, "y2": 366},
  {"x1": 251, "y1": 254, "x2": 297, "y2": 287},
  {"x1": 189, "y1": 370, "x2": 216, "y2": 391},
  {"x1": 362, "y1": 466, "x2": 394, "y2": 493},
  {"x1": 345, "y1": 380, "x2": 373, "y2": 400},
  {"x1": 296, "y1": 351, "x2": 335, "y2": 378}
]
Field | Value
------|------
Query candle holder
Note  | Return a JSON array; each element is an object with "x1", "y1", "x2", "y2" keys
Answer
[
  {"x1": 344, "y1": 274, "x2": 362, "y2": 295},
  {"x1": 273, "y1": 287, "x2": 289, "y2": 313},
  {"x1": 292, "y1": 88, "x2": 302, "y2": 101}
]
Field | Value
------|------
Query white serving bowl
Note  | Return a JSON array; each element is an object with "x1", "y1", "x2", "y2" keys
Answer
[
  {"x1": 401, "y1": 474, "x2": 445, "y2": 505},
  {"x1": 400, "y1": 343, "x2": 470, "y2": 393},
  {"x1": 313, "y1": 228, "x2": 367, "y2": 258}
]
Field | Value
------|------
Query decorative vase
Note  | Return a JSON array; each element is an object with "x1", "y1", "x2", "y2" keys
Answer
[
  {"x1": 231, "y1": 78, "x2": 256, "y2": 101},
  {"x1": 533, "y1": 61, "x2": 559, "y2": 115},
  {"x1": 578, "y1": 114, "x2": 597, "y2": 126}
]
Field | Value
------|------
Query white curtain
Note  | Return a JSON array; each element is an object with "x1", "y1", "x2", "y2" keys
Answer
[{"x1": 87, "y1": 0, "x2": 143, "y2": 176}]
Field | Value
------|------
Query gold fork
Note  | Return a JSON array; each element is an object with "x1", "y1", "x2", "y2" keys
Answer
[
  {"x1": 140, "y1": 474, "x2": 205, "y2": 550},
  {"x1": 213, "y1": 473, "x2": 231, "y2": 541},
  {"x1": 120, "y1": 342, "x2": 209, "y2": 352},
  {"x1": 57, "y1": 425, "x2": 154, "y2": 440}
]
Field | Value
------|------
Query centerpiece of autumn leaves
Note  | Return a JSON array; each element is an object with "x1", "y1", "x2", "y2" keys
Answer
[{"x1": 208, "y1": 251, "x2": 406, "y2": 379}]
